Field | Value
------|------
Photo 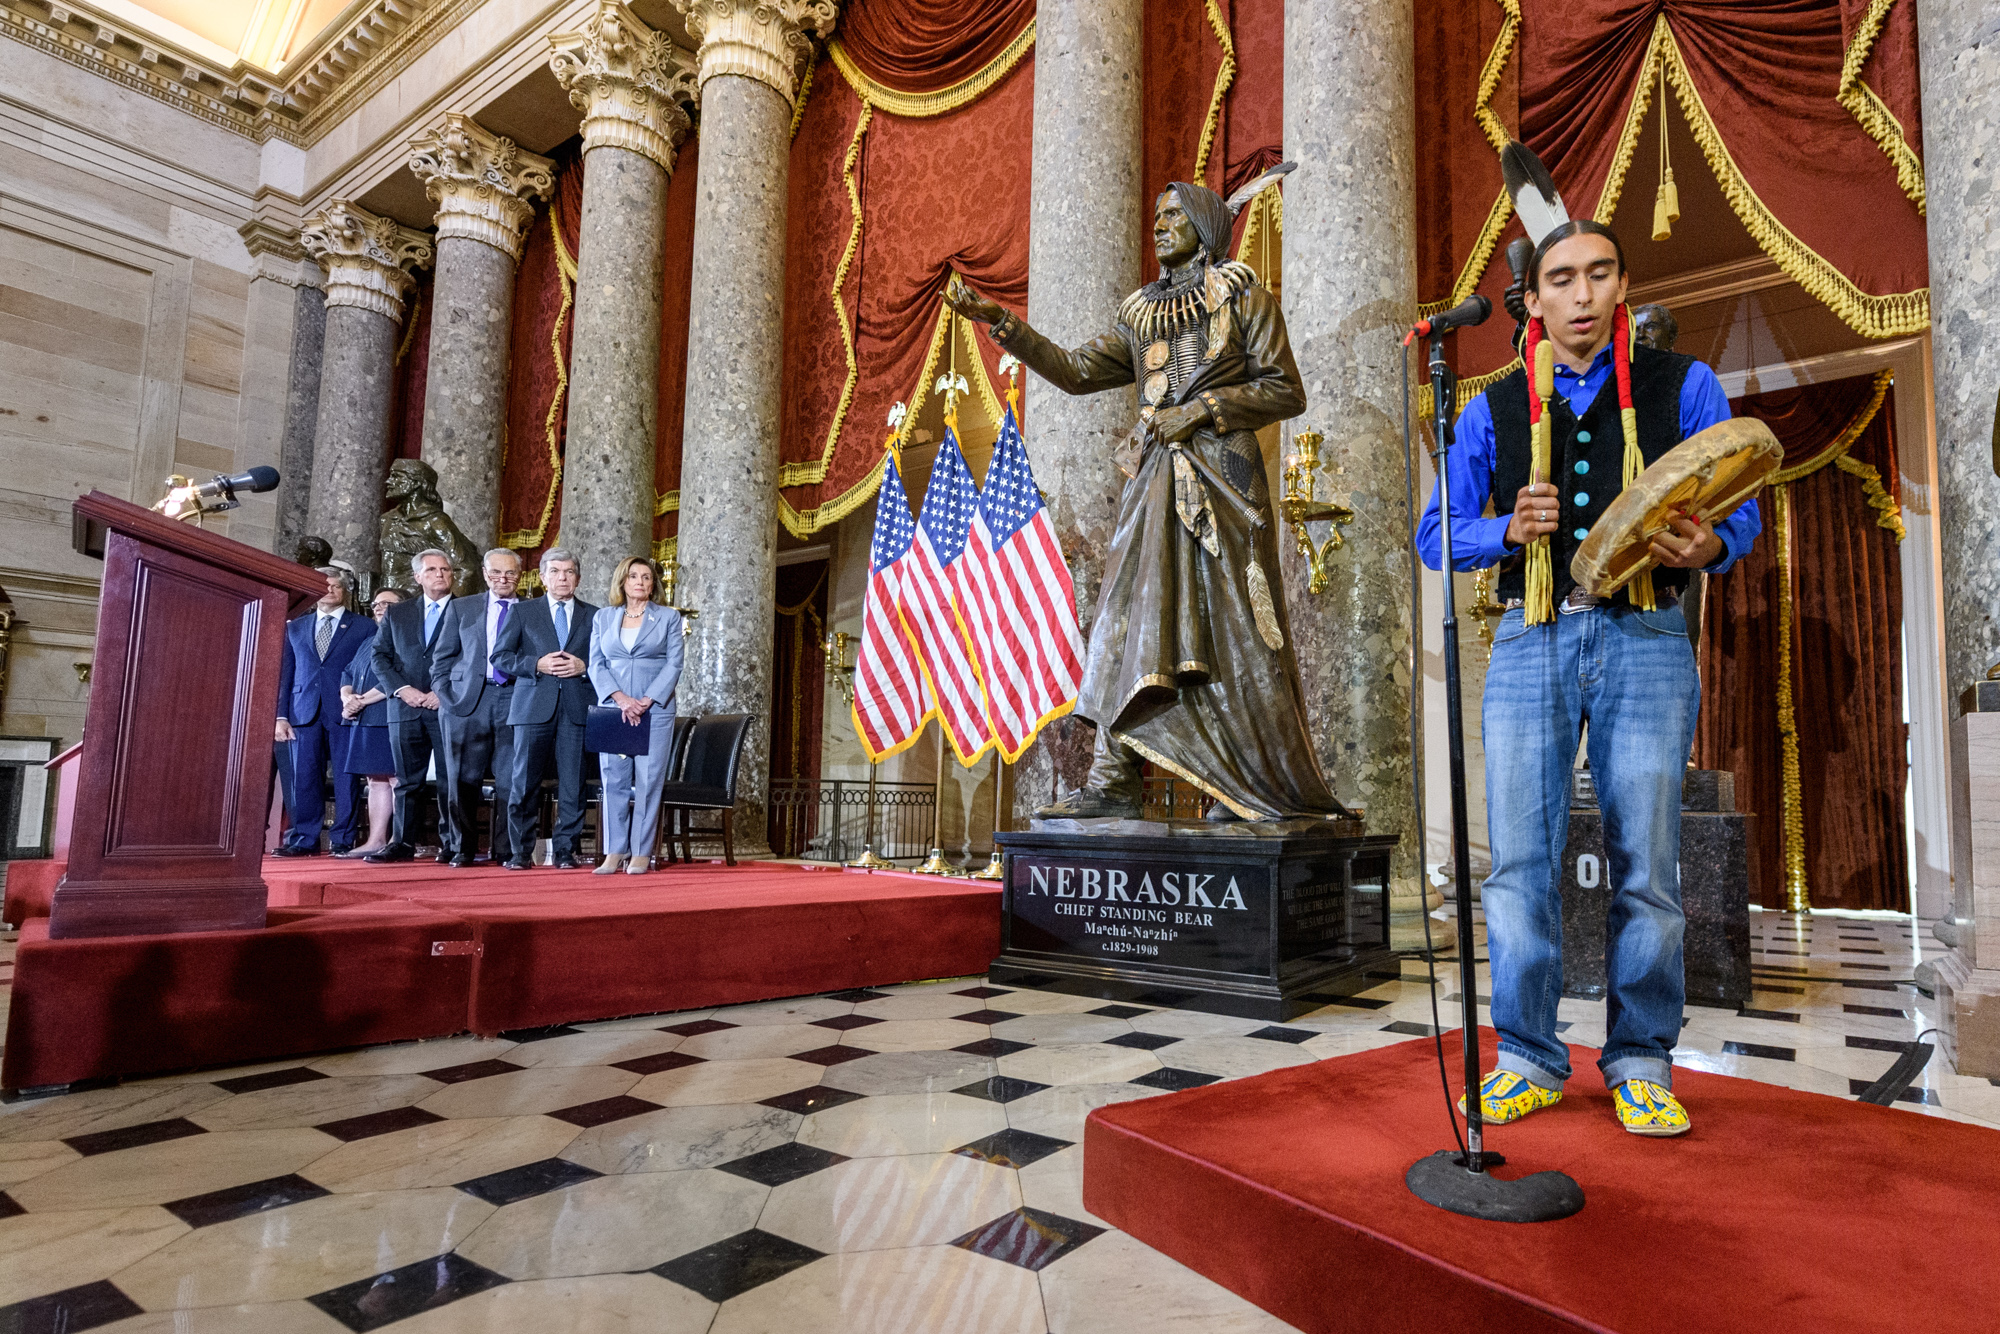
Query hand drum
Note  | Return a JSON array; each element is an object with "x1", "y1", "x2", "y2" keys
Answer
[{"x1": 1570, "y1": 417, "x2": 1783, "y2": 598}]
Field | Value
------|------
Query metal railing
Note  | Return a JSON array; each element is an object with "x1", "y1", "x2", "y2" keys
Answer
[{"x1": 770, "y1": 779, "x2": 939, "y2": 862}]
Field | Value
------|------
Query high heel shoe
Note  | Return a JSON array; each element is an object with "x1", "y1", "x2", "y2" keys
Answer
[
  {"x1": 594, "y1": 854, "x2": 626, "y2": 875},
  {"x1": 625, "y1": 856, "x2": 651, "y2": 875}
]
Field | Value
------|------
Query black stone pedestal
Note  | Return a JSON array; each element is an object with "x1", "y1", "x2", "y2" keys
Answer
[
  {"x1": 991, "y1": 819, "x2": 1401, "y2": 1020},
  {"x1": 1559, "y1": 770, "x2": 1757, "y2": 1006}
]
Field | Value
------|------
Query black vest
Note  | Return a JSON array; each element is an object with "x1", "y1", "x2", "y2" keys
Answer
[{"x1": 1487, "y1": 343, "x2": 1695, "y2": 606}]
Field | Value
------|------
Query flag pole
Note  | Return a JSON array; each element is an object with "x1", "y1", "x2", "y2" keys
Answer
[
  {"x1": 846, "y1": 756, "x2": 894, "y2": 870},
  {"x1": 971, "y1": 751, "x2": 1004, "y2": 879},
  {"x1": 916, "y1": 723, "x2": 956, "y2": 875}
]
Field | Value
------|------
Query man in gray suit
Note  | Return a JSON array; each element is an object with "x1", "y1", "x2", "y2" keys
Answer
[
  {"x1": 431, "y1": 548, "x2": 523, "y2": 868},
  {"x1": 367, "y1": 548, "x2": 456, "y2": 863},
  {"x1": 491, "y1": 547, "x2": 597, "y2": 869}
]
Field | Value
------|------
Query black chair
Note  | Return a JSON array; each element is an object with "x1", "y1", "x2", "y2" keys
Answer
[{"x1": 657, "y1": 713, "x2": 753, "y2": 866}]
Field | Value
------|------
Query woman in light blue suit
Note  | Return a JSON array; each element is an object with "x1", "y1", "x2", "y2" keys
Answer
[{"x1": 588, "y1": 556, "x2": 684, "y2": 874}]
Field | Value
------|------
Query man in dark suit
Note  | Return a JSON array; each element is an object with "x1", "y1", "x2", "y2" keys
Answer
[
  {"x1": 275, "y1": 568, "x2": 377, "y2": 855},
  {"x1": 491, "y1": 546, "x2": 596, "y2": 869},
  {"x1": 431, "y1": 548, "x2": 523, "y2": 868},
  {"x1": 367, "y1": 548, "x2": 458, "y2": 863}
]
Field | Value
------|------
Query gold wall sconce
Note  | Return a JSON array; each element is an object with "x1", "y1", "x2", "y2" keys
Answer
[
  {"x1": 823, "y1": 629, "x2": 855, "y2": 707},
  {"x1": 73, "y1": 661, "x2": 92, "y2": 685},
  {"x1": 1278, "y1": 429, "x2": 1355, "y2": 595},
  {"x1": 659, "y1": 557, "x2": 699, "y2": 628}
]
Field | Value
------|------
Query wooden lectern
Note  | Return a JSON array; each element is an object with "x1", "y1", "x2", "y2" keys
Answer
[{"x1": 49, "y1": 492, "x2": 327, "y2": 938}]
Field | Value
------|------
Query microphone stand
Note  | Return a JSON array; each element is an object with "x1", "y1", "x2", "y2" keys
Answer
[{"x1": 1404, "y1": 326, "x2": 1584, "y2": 1223}]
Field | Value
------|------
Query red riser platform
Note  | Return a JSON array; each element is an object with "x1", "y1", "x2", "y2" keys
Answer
[
  {"x1": 3, "y1": 858, "x2": 999, "y2": 1090},
  {"x1": 1082, "y1": 1030, "x2": 2000, "y2": 1333}
]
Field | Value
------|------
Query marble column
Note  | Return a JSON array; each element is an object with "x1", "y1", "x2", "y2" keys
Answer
[
  {"x1": 1012, "y1": 0, "x2": 1145, "y2": 817},
  {"x1": 1283, "y1": 0, "x2": 1429, "y2": 909},
  {"x1": 549, "y1": 1, "x2": 698, "y2": 588},
  {"x1": 300, "y1": 201, "x2": 433, "y2": 576},
  {"x1": 673, "y1": 0, "x2": 837, "y2": 860},
  {"x1": 408, "y1": 115, "x2": 554, "y2": 554},
  {"x1": 1917, "y1": 0, "x2": 2000, "y2": 1075},
  {"x1": 275, "y1": 281, "x2": 326, "y2": 559}
]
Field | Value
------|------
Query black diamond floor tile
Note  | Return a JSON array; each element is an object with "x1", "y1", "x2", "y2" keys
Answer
[
  {"x1": 546, "y1": 1095, "x2": 662, "y2": 1128},
  {"x1": 1846, "y1": 1035, "x2": 1914, "y2": 1054},
  {"x1": 315, "y1": 1106, "x2": 445, "y2": 1142},
  {"x1": 662, "y1": 1018, "x2": 736, "y2": 1037},
  {"x1": 715, "y1": 1141, "x2": 849, "y2": 1187},
  {"x1": 1722, "y1": 1041, "x2": 1795, "y2": 1061},
  {"x1": 1245, "y1": 1025, "x2": 1317, "y2": 1044},
  {"x1": 164, "y1": 1173, "x2": 329, "y2": 1228},
  {"x1": 456, "y1": 1156, "x2": 601, "y2": 1206},
  {"x1": 1839, "y1": 948, "x2": 1887, "y2": 955},
  {"x1": 1753, "y1": 984, "x2": 1808, "y2": 995},
  {"x1": 953, "y1": 1037, "x2": 1033, "y2": 1058},
  {"x1": 307, "y1": 1252, "x2": 509, "y2": 1331},
  {"x1": 1844, "y1": 1003, "x2": 1909, "y2": 1019},
  {"x1": 953, "y1": 1127, "x2": 1073, "y2": 1170},
  {"x1": 951, "y1": 1205, "x2": 1104, "y2": 1271},
  {"x1": 953, "y1": 986, "x2": 1012, "y2": 998},
  {"x1": 952, "y1": 1076, "x2": 1050, "y2": 1105},
  {"x1": 0, "y1": 1280, "x2": 143, "y2": 1333},
  {"x1": 1847, "y1": 1078, "x2": 1940, "y2": 1106},
  {"x1": 654, "y1": 1229, "x2": 824, "y2": 1303},
  {"x1": 613, "y1": 1049, "x2": 705, "y2": 1076},
  {"x1": 1839, "y1": 962, "x2": 1894, "y2": 971},
  {"x1": 1088, "y1": 1005, "x2": 1152, "y2": 1019},
  {"x1": 1841, "y1": 980, "x2": 1902, "y2": 992},
  {"x1": 1128, "y1": 1067, "x2": 1222, "y2": 1091},
  {"x1": 214, "y1": 1065, "x2": 331, "y2": 1095},
  {"x1": 1735, "y1": 1007, "x2": 1801, "y2": 1022},
  {"x1": 420, "y1": 1058, "x2": 525, "y2": 1084},
  {"x1": 821, "y1": 988, "x2": 891, "y2": 1002},
  {"x1": 953, "y1": 1008, "x2": 1024, "y2": 1025},
  {"x1": 494, "y1": 1025, "x2": 583, "y2": 1043},
  {"x1": 63, "y1": 1118, "x2": 207, "y2": 1157},
  {"x1": 1104, "y1": 1031, "x2": 1180, "y2": 1051},
  {"x1": 810, "y1": 1014, "x2": 885, "y2": 1031},
  {"x1": 0, "y1": 1191, "x2": 23, "y2": 1220},
  {"x1": 1380, "y1": 1021, "x2": 1441, "y2": 1038},
  {"x1": 1305, "y1": 994, "x2": 1391, "y2": 1010},
  {"x1": 788, "y1": 1044, "x2": 873, "y2": 1067},
  {"x1": 1685, "y1": 995, "x2": 1739, "y2": 1010},
  {"x1": 759, "y1": 1084, "x2": 867, "y2": 1116}
]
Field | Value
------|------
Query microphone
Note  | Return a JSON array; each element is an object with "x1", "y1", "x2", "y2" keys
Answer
[
  {"x1": 193, "y1": 467, "x2": 280, "y2": 508},
  {"x1": 1407, "y1": 295, "x2": 1492, "y2": 342}
]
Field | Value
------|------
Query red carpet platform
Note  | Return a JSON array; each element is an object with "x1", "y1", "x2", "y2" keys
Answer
[
  {"x1": 3, "y1": 858, "x2": 999, "y2": 1090},
  {"x1": 1084, "y1": 1030, "x2": 2000, "y2": 1333}
]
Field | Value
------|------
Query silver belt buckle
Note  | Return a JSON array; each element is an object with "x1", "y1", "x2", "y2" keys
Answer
[{"x1": 1559, "y1": 588, "x2": 1601, "y2": 615}]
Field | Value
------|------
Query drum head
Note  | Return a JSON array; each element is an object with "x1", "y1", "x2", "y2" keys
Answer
[{"x1": 1570, "y1": 418, "x2": 1783, "y2": 598}]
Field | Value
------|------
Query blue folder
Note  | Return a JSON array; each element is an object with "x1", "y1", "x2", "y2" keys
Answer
[{"x1": 585, "y1": 705, "x2": 650, "y2": 756}]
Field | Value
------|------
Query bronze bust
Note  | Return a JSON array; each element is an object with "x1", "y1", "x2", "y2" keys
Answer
[
  {"x1": 379, "y1": 458, "x2": 480, "y2": 596},
  {"x1": 947, "y1": 179, "x2": 1344, "y2": 823}
]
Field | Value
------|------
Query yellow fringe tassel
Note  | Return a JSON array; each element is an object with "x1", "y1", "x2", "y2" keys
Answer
[
  {"x1": 1524, "y1": 341, "x2": 1556, "y2": 625},
  {"x1": 1621, "y1": 404, "x2": 1657, "y2": 610}
]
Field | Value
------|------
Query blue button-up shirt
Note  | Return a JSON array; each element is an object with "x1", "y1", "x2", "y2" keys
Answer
[{"x1": 1416, "y1": 345, "x2": 1759, "y2": 574}]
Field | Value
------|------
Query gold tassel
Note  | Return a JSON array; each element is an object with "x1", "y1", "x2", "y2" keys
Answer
[
  {"x1": 1524, "y1": 341, "x2": 1556, "y2": 625},
  {"x1": 1651, "y1": 61, "x2": 1680, "y2": 242},
  {"x1": 1621, "y1": 404, "x2": 1658, "y2": 611}
]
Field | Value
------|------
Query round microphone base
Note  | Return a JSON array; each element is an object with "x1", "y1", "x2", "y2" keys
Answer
[{"x1": 1405, "y1": 1150, "x2": 1585, "y2": 1223}]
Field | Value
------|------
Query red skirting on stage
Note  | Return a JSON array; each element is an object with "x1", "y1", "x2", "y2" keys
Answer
[
  {"x1": 1083, "y1": 1030, "x2": 1999, "y2": 1333},
  {"x1": 3, "y1": 859, "x2": 999, "y2": 1090}
]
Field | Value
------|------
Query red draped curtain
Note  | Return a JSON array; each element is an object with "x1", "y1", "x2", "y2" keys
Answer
[
  {"x1": 1696, "y1": 371, "x2": 1908, "y2": 911},
  {"x1": 497, "y1": 144, "x2": 582, "y2": 571},
  {"x1": 389, "y1": 267, "x2": 433, "y2": 462},
  {"x1": 653, "y1": 139, "x2": 698, "y2": 557}
]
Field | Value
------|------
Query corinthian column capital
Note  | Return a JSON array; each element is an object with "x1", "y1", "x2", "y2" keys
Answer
[
  {"x1": 549, "y1": 2, "x2": 698, "y2": 169},
  {"x1": 674, "y1": 0, "x2": 838, "y2": 101},
  {"x1": 300, "y1": 200, "x2": 434, "y2": 322},
  {"x1": 407, "y1": 115, "x2": 556, "y2": 262}
]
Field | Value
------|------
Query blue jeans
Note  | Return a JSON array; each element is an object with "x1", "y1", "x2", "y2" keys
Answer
[{"x1": 1480, "y1": 600, "x2": 1698, "y2": 1091}]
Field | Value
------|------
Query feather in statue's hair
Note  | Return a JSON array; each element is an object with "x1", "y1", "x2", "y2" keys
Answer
[
  {"x1": 1500, "y1": 140, "x2": 1569, "y2": 247},
  {"x1": 1222, "y1": 161, "x2": 1296, "y2": 217}
]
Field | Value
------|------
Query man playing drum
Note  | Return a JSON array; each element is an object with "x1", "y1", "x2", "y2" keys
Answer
[{"x1": 1416, "y1": 218, "x2": 1761, "y2": 1136}]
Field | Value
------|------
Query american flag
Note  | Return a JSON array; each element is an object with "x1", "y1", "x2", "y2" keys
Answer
[
  {"x1": 850, "y1": 454, "x2": 932, "y2": 761},
  {"x1": 899, "y1": 426, "x2": 995, "y2": 765},
  {"x1": 960, "y1": 401, "x2": 1084, "y2": 759}
]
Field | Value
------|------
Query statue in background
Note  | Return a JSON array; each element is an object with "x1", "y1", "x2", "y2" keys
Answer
[
  {"x1": 1632, "y1": 303, "x2": 1680, "y2": 352},
  {"x1": 379, "y1": 459, "x2": 480, "y2": 596},
  {"x1": 293, "y1": 535, "x2": 334, "y2": 568},
  {"x1": 946, "y1": 172, "x2": 1346, "y2": 823}
]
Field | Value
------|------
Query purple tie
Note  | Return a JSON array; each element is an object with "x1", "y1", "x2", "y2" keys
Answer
[{"x1": 489, "y1": 599, "x2": 513, "y2": 684}]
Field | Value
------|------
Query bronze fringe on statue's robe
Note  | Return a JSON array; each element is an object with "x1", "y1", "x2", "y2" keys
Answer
[{"x1": 991, "y1": 267, "x2": 1342, "y2": 821}]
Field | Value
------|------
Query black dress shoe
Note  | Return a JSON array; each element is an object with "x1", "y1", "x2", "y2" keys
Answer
[
  {"x1": 501, "y1": 858, "x2": 533, "y2": 871},
  {"x1": 449, "y1": 853, "x2": 474, "y2": 868},
  {"x1": 329, "y1": 843, "x2": 354, "y2": 856},
  {"x1": 364, "y1": 843, "x2": 416, "y2": 864},
  {"x1": 552, "y1": 854, "x2": 582, "y2": 870},
  {"x1": 273, "y1": 845, "x2": 315, "y2": 858}
]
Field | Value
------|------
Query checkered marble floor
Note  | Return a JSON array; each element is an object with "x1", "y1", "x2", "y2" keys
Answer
[{"x1": 0, "y1": 911, "x2": 1985, "y2": 1333}]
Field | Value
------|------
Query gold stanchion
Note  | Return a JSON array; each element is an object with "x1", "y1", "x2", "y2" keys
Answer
[
  {"x1": 969, "y1": 751, "x2": 1005, "y2": 880},
  {"x1": 846, "y1": 757, "x2": 895, "y2": 870},
  {"x1": 914, "y1": 726, "x2": 958, "y2": 875}
]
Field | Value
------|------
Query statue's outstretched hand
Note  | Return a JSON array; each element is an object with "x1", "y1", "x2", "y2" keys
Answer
[{"x1": 944, "y1": 276, "x2": 1005, "y2": 326}]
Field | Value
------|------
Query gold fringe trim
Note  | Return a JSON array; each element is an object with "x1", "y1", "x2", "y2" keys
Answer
[
  {"x1": 653, "y1": 489, "x2": 679, "y2": 518},
  {"x1": 1837, "y1": 0, "x2": 1925, "y2": 213},
  {"x1": 650, "y1": 535, "x2": 677, "y2": 563},
  {"x1": 1417, "y1": 358, "x2": 1521, "y2": 421},
  {"x1": 1771, "y1": 369, "x2": 1893, "y2": 482},
  {"x1": 789, "y1": 55, "x2": 815, "y2": 141},
  {"x1": 826, "y1": 21, "x2": 1035, "y2": 119},
  {"x1": 500, "y1": 207, "x2": 576, "y2": 551},
  {"x1": 393, "y1": 290, "x2": 423, "y2": 363},
  {"x1": 1773, "y1": 482, "x2": 1808, "y2": 911},
  {"x1": 1234, "y1": 183, "x2": 1283, "y2": 267},
  {"x1": 1417, "y1": 0, "x2": 1520, "y2": 312},
  {"x1": 1834, "y1": 454, "x2": 1906, "y2": 542},
  {"x1": 1192, "y1": 0, "x2": 1236, "y2": 183},
  {"x1": 1600, "y1": 18, "x2": 1929, "y2": 340}
]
